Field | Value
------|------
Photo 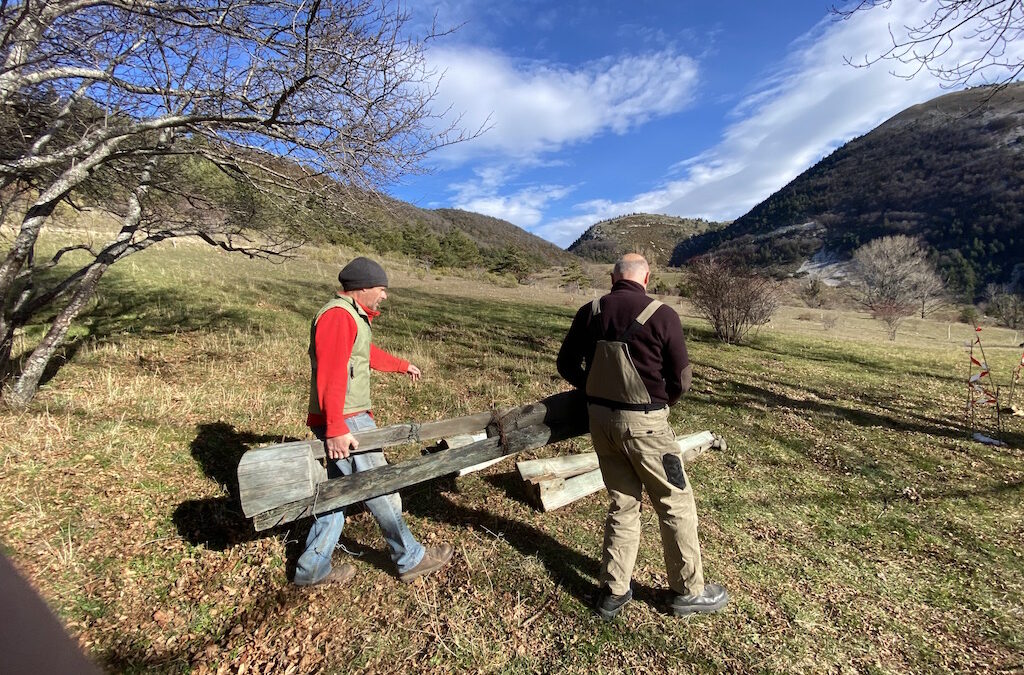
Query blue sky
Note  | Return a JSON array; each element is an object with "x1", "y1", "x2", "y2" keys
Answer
[{"x1": 390, "y1": 1, "x2": 1014, "y2": 248}]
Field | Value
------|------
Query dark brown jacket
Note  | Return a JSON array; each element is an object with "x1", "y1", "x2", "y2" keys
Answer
[{"x1": 557, "y1": 279, "x2": 692, "y2": 406}]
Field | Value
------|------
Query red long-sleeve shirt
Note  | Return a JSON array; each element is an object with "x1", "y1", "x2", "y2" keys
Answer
[{"x1": 306, "y1": 302, "x2": 408, "y2": 437}]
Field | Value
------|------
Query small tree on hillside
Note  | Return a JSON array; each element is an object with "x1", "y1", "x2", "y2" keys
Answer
[
  {"x1": 799, "y1": 275, "x2": 825, "y2": 308},
  {"x1": 491, "y1": 246, "x2": 534, "y2": 284},
  {"x1": 560, "y1": 259, "x2": 590, "y2": 294},
  {"x1": 848, "y1": 235, "x2": 945, "y2": 340},
  {"x1": 687, "y1": 258, "x2": 779, "y2": 344},
  {"x1": 912, "y1": 266, "x2": 949, "y2": 319}
]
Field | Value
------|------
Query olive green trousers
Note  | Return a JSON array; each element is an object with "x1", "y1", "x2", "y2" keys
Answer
[{"x1": 588, "y1": 404, "x2": 705, "y2": 597}]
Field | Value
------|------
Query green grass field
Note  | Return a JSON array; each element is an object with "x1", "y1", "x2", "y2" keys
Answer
[{"x1": 1, "y1": 234, "x2": 1022, "y2": 673}]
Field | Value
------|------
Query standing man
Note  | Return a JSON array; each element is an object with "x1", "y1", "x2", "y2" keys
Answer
[
  {"x1": 295, "y1": 257, "x2": 453, "y2": 587},
  {"x1": 556, "y1": 253, "x2": 727, "y2": 620}
]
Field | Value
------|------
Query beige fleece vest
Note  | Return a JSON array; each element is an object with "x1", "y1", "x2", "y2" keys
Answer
[{"x1": 308, "y1": 295, "x2": 372, "y2": 418}]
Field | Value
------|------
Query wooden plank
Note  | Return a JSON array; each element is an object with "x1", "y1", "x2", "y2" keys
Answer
[
  {"x1": 246, "y1": 396, "x2": 565, "y2": 464},
  {"x1": 537, "y1": 468, "x2": 605, "y2": 512},
  {"x1": 252, "y1": 391, "x2": 588, "y2": 530},
  {"x1": 440, "y1": 432, "x2": 499, "y2": 476}
]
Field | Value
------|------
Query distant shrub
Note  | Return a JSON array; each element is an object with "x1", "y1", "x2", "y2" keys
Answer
[
  {"x1": 485, "y1": 272, "x2": 519, "y2": 288},
  {"x1": 959, "y1": 305, "x2": 980, "y2": 325},
  {"x1": 675, "y1": 278, "x2": 692, "y2": 298},
  {"x1": 822, "y1": 314, "x2": 839, "y2": 331},
  {"x1": 796, "y1": 312, "x2": 816, "y2": 321},
  {"x1": 649, "y1": 278, "x2": 672, "y2": 295},
  {"x1": 687, "y1": 257, "x2": 780, "y2": 344}
]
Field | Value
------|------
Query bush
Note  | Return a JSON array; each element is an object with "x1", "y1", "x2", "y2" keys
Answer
[
  {"x1": 959, "y1": 305, "x2": 980, "y2": 325},
  {"x1": 649, "y1": 277, "x2": 672, "y2": 295},
  {"x1": 686, "y1": 257, "x2": 780, "y2": 344}
]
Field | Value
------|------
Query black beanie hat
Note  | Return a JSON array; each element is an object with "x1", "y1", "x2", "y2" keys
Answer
[{"x1": 339, "y1": 257, "x2": 389, "y2": 290}]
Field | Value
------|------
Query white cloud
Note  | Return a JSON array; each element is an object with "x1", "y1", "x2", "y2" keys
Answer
[
  {"x1": 535, "y1": 1, "x2": 1023, "y2": 247},
  {"x1": 428, "y1": 47, "x2": 700, "y2": 161},
  {"x1": 447, "y1": 165, "x2": 575, "y2": 227}
]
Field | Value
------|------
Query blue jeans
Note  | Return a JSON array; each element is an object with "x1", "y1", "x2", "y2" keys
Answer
[{"x1": 293, "y1": 412, "x2": 426, "y2": 585}]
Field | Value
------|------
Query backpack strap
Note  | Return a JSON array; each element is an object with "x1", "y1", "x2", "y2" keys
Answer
[{"x1": 619, "y1": 300, "x2": 664, "y2": 342}]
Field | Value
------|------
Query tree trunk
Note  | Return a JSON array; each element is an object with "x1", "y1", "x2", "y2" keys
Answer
[
  {"x1": 1, "y1": 134, "x2": 164, "y2": 406},
  {"x1": 0, "y1": 316, "x2": 13, "y2": 379},
  {"x1": 4, "y1": 262, "x2": 108, "y2": 407}
]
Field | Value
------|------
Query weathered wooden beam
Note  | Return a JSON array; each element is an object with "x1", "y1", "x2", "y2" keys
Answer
[
  {"x1": 303, "y1": 410, "x2": 499, "y2": 460},
  {"x1": 523, "y1": 430, "x2": 724, "y2": 512},
  {"x1": 441, "y1": 432, "x2": 497, "y2": 476},
  {"x1": 517, "y1": 453, "x2": 599, "y2": 484},
  {"x1": 251, "y1": 392, "x2": 587, "y2": 531},
  {"x1": 535, "y1": 469, "x2": 605, "y2": 512},
  {"x1": 263, "y1": 393, "x2": 573, "y2": 461},
  {"x1": 238, "y1": 442, "x2": 328, "y2": 517}
]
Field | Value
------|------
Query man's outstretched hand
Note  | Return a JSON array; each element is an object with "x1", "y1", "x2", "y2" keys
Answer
[{"x1": 406, "y1": 364, "x2": 422, "y2": 382}]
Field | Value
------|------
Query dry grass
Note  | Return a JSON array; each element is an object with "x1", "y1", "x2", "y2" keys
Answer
[{"x1": 1, "y1": 231, "x2": 1023, "y2": 673}]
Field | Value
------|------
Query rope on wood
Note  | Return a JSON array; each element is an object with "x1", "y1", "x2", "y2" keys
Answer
[{"x1": 487, "y1": 406, "x2": 523, "y2": 452}]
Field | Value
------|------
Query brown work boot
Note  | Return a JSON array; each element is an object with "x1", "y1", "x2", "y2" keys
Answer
[
  {"x1": 311, "y1": 563, "x2": 356, "y2": 587},
  {"x1": 398, "y1": 544, "x2": 454, "y2": 583}
]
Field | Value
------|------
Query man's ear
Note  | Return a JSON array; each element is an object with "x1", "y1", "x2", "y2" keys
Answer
[{"x1": 643, "y1": 272, "x2": 650, "y2": 285}]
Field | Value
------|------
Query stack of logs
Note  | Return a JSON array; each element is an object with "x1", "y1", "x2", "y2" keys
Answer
[{"x1": 515, "y1": 431, "x2": 724, "y2": 511}]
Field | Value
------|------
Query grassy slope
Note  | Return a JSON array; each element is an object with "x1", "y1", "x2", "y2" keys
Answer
[{"x1": 1, "y1": 235, "x2": 1023, "y2": 674}]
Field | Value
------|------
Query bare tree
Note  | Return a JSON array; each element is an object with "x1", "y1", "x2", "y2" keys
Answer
[
  {"x1": 799, "y1": 274, "x2": 826, "y2": 308},
  {"x1": 687, "y1": 257, "x2": 779, "y2": 344},
  {"x1": 834, "y1": 0, "x2": 1024, "y2": 87},
  {"x1": 912, "y1": 265, "x2": 949, "y2": 318},
  {"x1": 849, "y1": 235, "x2": 945, "y2": 339},
  {"x1": 985, "y1": 283, "x2": 1024, "y2": 327},
  {"x1": 0, "y1": 0, "x2": 470, "y2": 406}
]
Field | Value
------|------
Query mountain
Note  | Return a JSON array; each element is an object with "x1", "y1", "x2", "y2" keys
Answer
[
  {"x1": 320, "y1": 194, "x2": 574, "y2": 267},
  {"x1": 430, "y1": 208, "x2": 573, "y2": 265},
  {"x1": 671, "y1": 83, "x2": 1024, "y2": 296},
  {"x1": 569, "y1": 214, "x2": 725, "y2": 265}
]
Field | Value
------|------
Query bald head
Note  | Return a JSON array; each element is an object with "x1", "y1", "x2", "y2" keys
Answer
[{"x1": 611, "y1": 253, "x2": 650, "y2": 287}]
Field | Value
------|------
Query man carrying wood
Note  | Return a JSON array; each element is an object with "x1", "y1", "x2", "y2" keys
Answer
[
  {"x1": 556, "y1": 253, "x2": 727, "y2": 620},
  {"x1": 295, "y1": 257, "x2": 453, "y2": 587}
]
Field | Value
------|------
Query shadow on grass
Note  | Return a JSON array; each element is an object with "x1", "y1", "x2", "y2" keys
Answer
[
  {"x1": 175, "y1": 421, "x2": 397, "y2": 580},
  {"x1": 174, "y1": 422, "x2": 311, "y2": 575},
  {"x1": 718, "y1": 379, "x2": 967, "y2": 442},
  {"x1": 403, "y1": 474, "x2": 670, "y2": 614}
]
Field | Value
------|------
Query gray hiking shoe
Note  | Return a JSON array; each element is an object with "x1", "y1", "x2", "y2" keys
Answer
[
  {"x1": 398, "y1": 544, "x2": 454, "y2": 583},
  {"x1": 670, "y1": 583, "x2": 728, "y2": 616}
]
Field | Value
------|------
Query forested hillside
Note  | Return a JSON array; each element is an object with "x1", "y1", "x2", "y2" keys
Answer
[
  {"x1": 671, "y1": 83, "x2": 1024, "y2": 297},
  {"x1": 320, "y1": 198, "x2": 574, "y2": 271}
]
